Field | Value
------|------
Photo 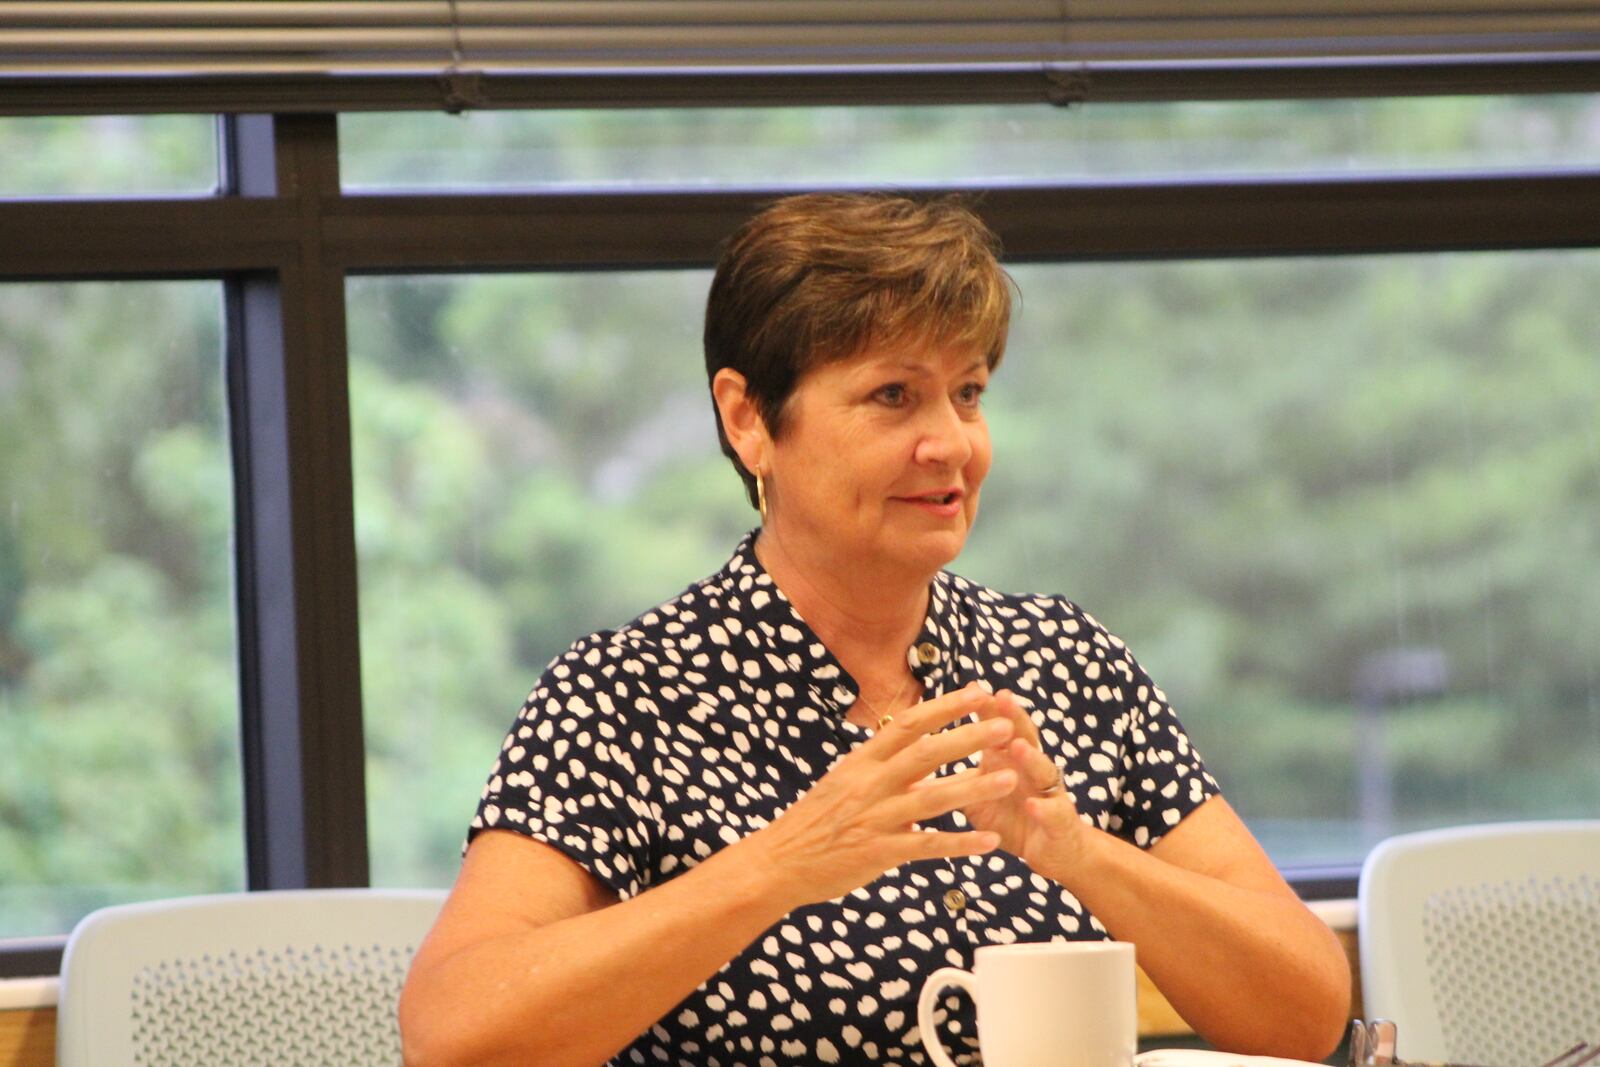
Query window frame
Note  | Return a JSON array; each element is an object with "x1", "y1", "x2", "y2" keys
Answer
[{"x1": 1, "y1": 83, "x2": 1598, "y2": 975}]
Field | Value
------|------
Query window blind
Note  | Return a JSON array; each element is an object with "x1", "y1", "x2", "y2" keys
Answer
[{"x1": 2, "y1": 1, "x2": 1598, "y2": 113}]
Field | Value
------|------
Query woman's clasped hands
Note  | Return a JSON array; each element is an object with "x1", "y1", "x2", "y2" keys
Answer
[
  {"x1": 743, "y1": 682, "x2": 1010, "y2": 907},
  {"x1": 743, "y1": 682, "x2": 1086, "y2": 910}
]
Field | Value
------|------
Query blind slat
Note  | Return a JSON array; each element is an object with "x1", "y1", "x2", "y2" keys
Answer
[
  {"x1": 0, "y1": 3, "x2": 446, "y2": 28},
  {"x1": 1, "y1": 0, "x2": 1597, "y2": 111},
  {"x1": 5, "y1": 20, "x2": 1598, "y2": 61},
  {"x1": 0, "y1": 2, "x2": 1070, "y2": 30},
  {"x1": 7, "y1": 0, "x2": 1597, "y2": 28}
]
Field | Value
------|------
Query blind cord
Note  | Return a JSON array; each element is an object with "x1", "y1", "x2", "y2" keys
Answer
[
  {"x1": 438, "y1": 0, "x2": 487, "y2": 115},
  {"x1": 1047, "y1": 0, "x2": 1089, "y2": 107}
]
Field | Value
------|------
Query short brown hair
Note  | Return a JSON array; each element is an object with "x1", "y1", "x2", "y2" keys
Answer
[{"x1": 704, "y1": 193, "x2": 1012, "y2": 508}]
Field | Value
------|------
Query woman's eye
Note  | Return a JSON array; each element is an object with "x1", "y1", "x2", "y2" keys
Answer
[
  {"x1": 874, "y1": 383, "x2": 908, "y2": 406},
  {"x1": 957, "y1": 383, "x2": 985, "y2": 406}
]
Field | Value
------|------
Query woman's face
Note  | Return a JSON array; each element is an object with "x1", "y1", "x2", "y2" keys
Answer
[{"x1": 764, "y1": 337, "x2": 993, "y2": 581}]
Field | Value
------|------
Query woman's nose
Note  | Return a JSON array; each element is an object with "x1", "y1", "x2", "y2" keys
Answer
[{"x1": 913, "y1": 400, "x2": 974, "y2": 467}]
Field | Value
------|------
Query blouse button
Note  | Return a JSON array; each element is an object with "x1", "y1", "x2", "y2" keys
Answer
[
  {"x1": 943, "y1": 888, "x2": 967, "y2": 913},
  {"x1": 915, "y1": 642, "x2": 940, "y2": 665}
]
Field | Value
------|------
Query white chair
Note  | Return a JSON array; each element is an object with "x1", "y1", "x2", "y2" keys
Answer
[
  {"x1": 1358, "y1": 821, "x2": 1600, "y2": 1066},
  {"x1": 57, "y1": 888, "x2": 447, "y2": 1067}
]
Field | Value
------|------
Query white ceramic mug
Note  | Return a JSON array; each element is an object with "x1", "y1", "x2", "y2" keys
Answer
[{"x1": 917, "y1": 940, "x2": 1137, "y2": 1067}]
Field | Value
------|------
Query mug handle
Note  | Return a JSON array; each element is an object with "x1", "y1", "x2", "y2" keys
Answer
[{"x1": 917, "y1": 966, "x2": 976, "y2": 1067}]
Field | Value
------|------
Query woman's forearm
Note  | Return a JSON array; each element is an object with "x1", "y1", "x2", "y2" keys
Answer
[
  {"x1": 402, "y1": 838, "x2": 797, "y2": 1067},
  {"x1": 1052, "y1": 828, "x2": 1350, "y2": 1060}
]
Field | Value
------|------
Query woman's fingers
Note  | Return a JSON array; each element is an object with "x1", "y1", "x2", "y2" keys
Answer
[
  {"x1": 860, "y1": 681, "x2": 1017, "y2": 786},
  {"x1": 889, "y1": 716, "x2": 1014, "y2": 784},
  {"x1": 892, "y1": 766, "x2": 1017, "y2": 825},
  {"x1": 898, "y1": 828, "x2": 1002, "y2": 861},
  {"x1": 1011, "y1": 737, "x2": 1067, "y2": 795},
  {"x1": 974, "y1": 691, "x2": 1043, "y2": 778},
  {"x1": 978, "y1": 732, "x2": 1025, "y2": 776},
  {"x1": 758, "y1": 682, "x2": 1049, "y2": 903},
  {"x1": 990, "y1": 689, "x2": 1042, "y2": 747},
  {"x1": 867, "y1": 682, "x2": 991, "y2": 759}
]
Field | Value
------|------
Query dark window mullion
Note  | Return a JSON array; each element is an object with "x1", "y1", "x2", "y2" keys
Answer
[
  {"x1": 0, "y1": 939, "x2": 64, "y2": 978},
  {"x1": 4, "y1": 59, "x2": 1600, "y2": 117},
  {"x1": 225, "y1": 113, "x2": 369, "y2": 892},
  {"x1": 324, "y1": 172, "x2": 1600, "y2": 274},
  {"x1": 1286, "y1": 868, "x2": 1360, "y2": 901}
]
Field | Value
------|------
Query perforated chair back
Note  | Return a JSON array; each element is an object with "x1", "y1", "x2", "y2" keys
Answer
[
  {"x1": 1358, "y1": 821, "x2": 1600, "y2": 1066},
  {"x1": 57, "y1": 888, "x2": 447, "y2": 1067}
]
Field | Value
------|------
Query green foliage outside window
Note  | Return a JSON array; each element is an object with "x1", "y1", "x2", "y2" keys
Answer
[
  {"x1": 0, "y1": 281, "x2": 241, "y2": 938},
  {"x1": 2, "y1": 102, "x2": 1598, "y2": 938},
  {"x1": 347, "y1": 251, "x2": 1600, "y2": 888},
  {"x1": 340, "y1": 97, "x2": 1600, "y2": 189},
  {"x1": 0, "y1": 115, "x2": 215, "y2": 196}
]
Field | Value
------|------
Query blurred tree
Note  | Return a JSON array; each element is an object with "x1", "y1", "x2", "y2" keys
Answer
[
  {"x1": 0, "y1": 115, "x2": 214, "y2": 195},
  {"x1": 4, "y1": 101, "x2": 1598, "y2": 929},
  {"x1": 0, "y1": 279, "x2": 238, "y2": 936}
]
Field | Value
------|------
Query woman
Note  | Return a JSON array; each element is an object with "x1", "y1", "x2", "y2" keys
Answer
[{"x1": 400, "y1": 194, "x2": 1350, "y2": 1067}]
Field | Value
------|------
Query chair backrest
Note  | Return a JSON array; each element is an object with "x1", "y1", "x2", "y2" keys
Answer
[
  {"x1": 1358, "y1": 820, "x2": 1600, "y2": 1067},
  {"x1": 57, "y1": 888, "x2": 447, "y2": 1067}
]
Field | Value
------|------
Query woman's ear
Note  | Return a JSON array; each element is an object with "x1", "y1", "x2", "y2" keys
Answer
[{"x1": 711, "y1": 368, "x2": 770, "y2": 474}]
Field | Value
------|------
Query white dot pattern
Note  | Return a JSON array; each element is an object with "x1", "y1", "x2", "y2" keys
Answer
[
  {"x1": 1424, "y1": 874, "x2": 1600, "y2": 1066},
  {"x1": 471, "y1": 533, "x2": 1219, "y2": 1065}
]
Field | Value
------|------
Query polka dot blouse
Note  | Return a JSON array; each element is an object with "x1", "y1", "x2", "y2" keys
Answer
[{"x1": 470, "y1": 533, "x2": 1220, "y2": 1065}]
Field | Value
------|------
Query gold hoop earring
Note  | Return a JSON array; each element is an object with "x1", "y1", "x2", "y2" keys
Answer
[{"x1": 755, "y1": 468, "x2": 768, "y2": 521}]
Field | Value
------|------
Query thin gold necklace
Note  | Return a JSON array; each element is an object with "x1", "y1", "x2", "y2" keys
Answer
[{"x1": 856, "y1": 670, "x2": 914, "y2": 730}]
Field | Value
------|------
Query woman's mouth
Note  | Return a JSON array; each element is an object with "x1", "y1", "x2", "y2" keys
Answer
[{"x1": 896, "y1": 489, "x2": 964, "y2": 516}]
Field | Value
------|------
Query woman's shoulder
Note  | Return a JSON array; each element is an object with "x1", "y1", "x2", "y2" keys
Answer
[
  {"x1": 616, "y1": 556, "x2": 754, "y2": 649},
  {"x1": 529, "y1": 555, "x2": 754, "y2": 709},
  {"x1": 943, "y1": 571, "x2": 1128, "y2": 648}
]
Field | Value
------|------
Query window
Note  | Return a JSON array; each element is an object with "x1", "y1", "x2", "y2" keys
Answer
[
  {"x1": 341, "y1": 96, "x2": 1600, "y2": 191},
  {"x1": 347, "y1": 271, "x2": 747, "y2": 886},
  {"x1": 0, "y1": 115, "x2": 216, "y2": 197},
  {"x1": 348, "y1": 251, "x2": 1600, "y2": 887},
  {"x1": 0, "y1": 280, "x2": 241, "y2": 939},
  {"x1": 3, "y1": 76, "x2": 1598, "y2": 971},
  {"x1": 983, "y1": 255, "x2": 1600, "y2": 866}
]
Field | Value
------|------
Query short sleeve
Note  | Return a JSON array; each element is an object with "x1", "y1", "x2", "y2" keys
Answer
[
  {"x1": 467, "y1": 632, "x2": 662, "y2": 899},
  {"x1": 1108, "y1": 642, "x2": 1221, "y2": 850}
]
